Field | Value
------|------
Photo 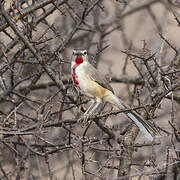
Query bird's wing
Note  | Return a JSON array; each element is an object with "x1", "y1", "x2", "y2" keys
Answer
[{"x1": 86, "y1": 63, "x2": 114, "y2": 93}]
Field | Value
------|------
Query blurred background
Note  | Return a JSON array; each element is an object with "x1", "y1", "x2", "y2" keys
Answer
[{"x1": 0, "y1": 0, "x2": 180, "y2": 179}]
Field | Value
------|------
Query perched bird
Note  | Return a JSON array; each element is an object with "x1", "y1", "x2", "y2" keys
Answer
[{"x1": 71, "y1": 49, "x2": 158, "y2": 141}]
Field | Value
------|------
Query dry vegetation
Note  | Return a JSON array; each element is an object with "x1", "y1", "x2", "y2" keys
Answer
[{"x1": 0, "y1": 0, "x2": 180, "y2": 179}]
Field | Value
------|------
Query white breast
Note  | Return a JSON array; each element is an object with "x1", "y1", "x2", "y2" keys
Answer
[{"x1": 71, "y1": 62, "x2": 94, "y2": 98}]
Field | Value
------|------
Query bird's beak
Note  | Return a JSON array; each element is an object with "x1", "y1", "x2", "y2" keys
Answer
[
  {"x1": 76, "y1": 52, "x2": 82, "y2": 56},
  {"x1": 77, "y1": 55, "x2": 82, "y2": 59}
]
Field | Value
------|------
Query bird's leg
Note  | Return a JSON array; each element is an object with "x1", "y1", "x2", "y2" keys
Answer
[
  {"x1": 84, "y1": 100, "x2": 96, "y2": 116},
  {"x1": 78, "y1": 99, "x2": 95, "y2": 123},
  {"x1": 86, "y1": 100, "x2": 101, "y2": 116},
  {"x1": 82, "y1": 99, "x2": 101, "y2": 125}
]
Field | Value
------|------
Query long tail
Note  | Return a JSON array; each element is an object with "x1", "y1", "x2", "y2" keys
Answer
[{"x1": 104, "y1": 92, "x2": 159, "y2": 141}]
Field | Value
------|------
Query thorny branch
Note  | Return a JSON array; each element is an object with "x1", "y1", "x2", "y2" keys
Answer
[{"x1": 0, "y1": 0, "x2": 180, "y2": 179}]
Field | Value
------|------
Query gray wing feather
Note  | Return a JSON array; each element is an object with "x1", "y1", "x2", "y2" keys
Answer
[{"x1": 86, "y1": 63, "x2": 114, "y2": 93}]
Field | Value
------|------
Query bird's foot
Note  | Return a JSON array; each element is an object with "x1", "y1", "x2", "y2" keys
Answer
[{"x1": 78, "y1": 114, "x2": 90, "y2": 126}]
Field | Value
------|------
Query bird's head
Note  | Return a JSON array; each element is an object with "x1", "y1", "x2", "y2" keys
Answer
[{"x1": 71, "y1": 49, "x2": 88, "y2": 65}]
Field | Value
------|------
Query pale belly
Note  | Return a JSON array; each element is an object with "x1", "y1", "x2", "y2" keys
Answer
[
  {"x1": 72, "y1": 62, "x2": 109, "y2": 99},
  {"x1": 72, "y1": 64, "x2": 95, "y2": 98}
]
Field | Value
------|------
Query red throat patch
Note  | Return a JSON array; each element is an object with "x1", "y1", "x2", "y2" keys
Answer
[{"x1": 75, "y1": 56, "x2": 83, "y2": 64}]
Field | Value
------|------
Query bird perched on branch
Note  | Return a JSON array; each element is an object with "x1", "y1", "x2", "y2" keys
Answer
[{"x1": 71, "y1": 49, "x2": 159, "y2": 141}]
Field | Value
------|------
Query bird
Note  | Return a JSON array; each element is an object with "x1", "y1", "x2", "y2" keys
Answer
[{"x1": 71, "y1": 49, "x2": 159, "y2": 141}]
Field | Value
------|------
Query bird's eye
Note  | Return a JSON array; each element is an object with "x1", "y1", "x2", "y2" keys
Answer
[
  {"x1": 83, "y1": 51, "x2": 87, "y2": 55},
  {"x1": 72, "y1": 51, "x2": 76, "y2": 56}
]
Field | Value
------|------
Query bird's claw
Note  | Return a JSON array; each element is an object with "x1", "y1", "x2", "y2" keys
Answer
[{"x1": 78, "y1": 114, "x2": 90, "y2": 126}]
